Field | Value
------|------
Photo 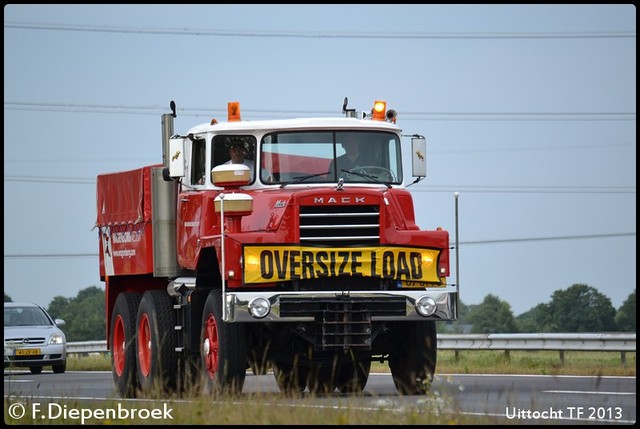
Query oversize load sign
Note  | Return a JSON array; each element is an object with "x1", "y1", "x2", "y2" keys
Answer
[{"x1": 243, "y1": 245, "x2": 441, "y2": 284}]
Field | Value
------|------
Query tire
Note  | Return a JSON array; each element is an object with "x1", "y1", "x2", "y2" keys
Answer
[
  {"x1": 272, "y1": 358, "x2": 308, "y2": 394},
  {"x1": 336, "y1": 359, "x2": 371, "y2": 394},
  {"x1": 110, "y1": 292, "x2": 141, "y2": 398},
  {"x1": 201, "y1": 289, "x2": 247, "y2": 395},
  {"x1": 52, "y1": 362, "x2": 66, "y2": 374},
  {"x1": 29, "y1": 366, "x2": 42, "y2": 375},
  {"x1": 306, "y1": 354, "x2": 340, "y2": 395},
  {"x1": 389, "y1": 321, "x2": 437, "y2": 395},
  {"x1": 136, "y1": 289, "x2": 177, "y2": 396}
]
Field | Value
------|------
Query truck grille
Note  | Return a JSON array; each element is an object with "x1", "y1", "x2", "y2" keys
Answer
[
  {"x1": 280, "y1": 296, "x2": 406, "y2": 350},
  {"x1": 279, "y1": 296, "x2": 405, "y2": 318},
  {"x1": 299, "y1": 205, "x2": 380, "y2": 246}
]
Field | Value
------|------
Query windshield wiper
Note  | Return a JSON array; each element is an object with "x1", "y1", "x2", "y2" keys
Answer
[
  {"x1": 340, "y1": 169, "x2": 391, "y2": 188},
  {"x1": 280, "y1": 171, "x2": 330, "y2": 188}
]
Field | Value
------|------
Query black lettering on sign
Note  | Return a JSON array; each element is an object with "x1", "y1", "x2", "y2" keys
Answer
[
  {"x1": 274, "y1": 251, "x2": 288, "y2": 278},
  {"x1": 301, "y1": 251, "x2": 314, "y2": 279},
  {"x1": 289, "y1": 250, "x2": 300, "y2": 280},
  {"x1": 260, "y1": 250, "x2": 274, "y2": 279},
  {"x1": 410, "y1": 252, "x2": 423, "y2": 279},
  {"x1": 316, "y1": 251, "x2": 329, "y2": 277}
]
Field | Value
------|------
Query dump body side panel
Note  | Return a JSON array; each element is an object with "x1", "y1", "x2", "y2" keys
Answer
[{"x1": 96, "y1": 165, "x2": 161, "y2": 277}]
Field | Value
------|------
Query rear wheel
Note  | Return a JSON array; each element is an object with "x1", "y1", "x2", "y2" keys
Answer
[
  {"x1": 389, "y1": 321, "x2": 437, "y2": 395},
  {"x1": 110, "y1": 292, "x2": 141, "y2": 397},
  {"x1": 201, "y1": 289, "x2": 247, "y2": 395},
  {"x1": 136, "y1": 290, "x2": 177, "y2": 396},
  {"x1": 29, "y1": 366, "x2": 42, "y2": 375}
]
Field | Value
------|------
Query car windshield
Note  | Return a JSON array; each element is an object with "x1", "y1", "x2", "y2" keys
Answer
[{"x1": 4, "y1": 306, "x2": 52, "y2": 327}]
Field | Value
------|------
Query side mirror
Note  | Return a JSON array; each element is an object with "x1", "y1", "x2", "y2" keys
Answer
[
  {"x1": 168, "y1": 137, "x2": 186, "y2": 179},
  {"x1": 411, "y1": 136, "x2": 427, "y2": 177}
]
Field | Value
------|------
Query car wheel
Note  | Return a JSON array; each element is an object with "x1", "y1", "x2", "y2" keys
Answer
[
  {"x1": 52, "y1": 362, "x2": 66, "y2": 374},
  {"x1": 30, "y1": 366, "x2": 42, "y2": 374}
]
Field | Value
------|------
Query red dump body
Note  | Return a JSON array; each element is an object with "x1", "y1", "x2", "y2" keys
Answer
[{"x1": 95, "y1": 165, "x2": 161, "y2": 278}]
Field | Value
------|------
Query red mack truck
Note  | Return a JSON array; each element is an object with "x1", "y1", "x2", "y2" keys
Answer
[{"x1": 96, "y1": 98, "x2": 459, "y2": 398}]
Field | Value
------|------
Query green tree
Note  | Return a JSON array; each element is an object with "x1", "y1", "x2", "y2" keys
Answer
[
  {"x1": 614, "y1": 289, "x2": 636, "y2": 332},
  {"x1": 4, "y1": 292, "x2": 12, "y2": 302},
  {"x1": 515, "y1": 303, "x2": 552, "y2": 333},
  {"x1": 47, "y1": 286, "x2": 106, "y2": 342},
  {"x1": 47, "y1": 296, "x2": 71, "y2": 320},
  {"x1": 466, "y1": 294, "x2": 518, "y2": 333},
  {"x1": 545, "y1": 283, "x2": 616, "y2": 332}
]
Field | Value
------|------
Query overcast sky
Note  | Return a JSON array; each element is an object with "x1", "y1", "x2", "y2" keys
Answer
[{"x1": 4, "y1": 4, "x2": 636, "y2": 317}]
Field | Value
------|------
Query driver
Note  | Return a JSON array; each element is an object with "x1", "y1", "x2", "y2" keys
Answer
[{"x1": 330, "y1": 134, "x2": 363, "y2": 178}]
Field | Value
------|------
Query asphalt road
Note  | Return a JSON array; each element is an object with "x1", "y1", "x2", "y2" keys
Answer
[{"x1": 4, "y1": 370, "x2": 636, "y2": 424}]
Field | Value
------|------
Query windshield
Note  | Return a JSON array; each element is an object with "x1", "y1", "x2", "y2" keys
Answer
[
  {"x1": 260, "y1": 131, "x2": 402, "y2": 185},
  {"x1": 4, "y1": 306, "x2": 53, "y2": 327}
]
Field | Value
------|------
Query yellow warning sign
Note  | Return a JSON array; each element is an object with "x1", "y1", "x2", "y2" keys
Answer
[{"x1": 243, "y1": 245, "x2": 441, "y2": 284}]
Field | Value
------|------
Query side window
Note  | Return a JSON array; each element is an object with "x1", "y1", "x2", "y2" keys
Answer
[
  {"x1": 191, "y1": 139, "x2": 206, "y2": 185},
  {"x1": 211, "y1": 135, "x2": 257, "y2": 182}
]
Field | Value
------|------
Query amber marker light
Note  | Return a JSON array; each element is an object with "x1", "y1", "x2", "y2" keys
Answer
[
  {"x1": 371, "y1": 100, "x2": 387, "y2": 121},
  {"x1": 228, "y1": 101, "x2": 241, "y2": 121}
]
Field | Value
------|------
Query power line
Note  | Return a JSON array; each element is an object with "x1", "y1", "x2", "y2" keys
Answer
[
  {"x1": 4, "y1": 176, "x2": 95, "y2": 185},
  {"x1": 4, "y1": 22, "x2": 636, "y2": 40},
  {"x1": 4, "y1": 253, "x2": 97, "y2": 259},
  {"x1": 409, "y1": 186, "x2": 636, "y2": 194},
  {"x1": 4, "y1": 232, "x2": 635, "y2": 259},
  {"x1": 460, "y1": 232, "x2": 635, "y2": 245},
  {"x1": 4, "y1": 101, "x2": 635, "y2": 121}
]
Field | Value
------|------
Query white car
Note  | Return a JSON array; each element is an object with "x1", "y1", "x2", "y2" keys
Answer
[{"x1": 4, "y1": 302, "x2": 67, "y2": 374}]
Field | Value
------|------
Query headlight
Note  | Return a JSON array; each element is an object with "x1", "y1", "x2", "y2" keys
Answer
[
  {"x1": 49, "y1": 333, "x2": 64, "y2": 345},
  {"x1": 248, "y1": 297, "x2": 270, "y2": 319},
  {"x1": 415, "y1": 295, "x2": 437, "y2": 317}
]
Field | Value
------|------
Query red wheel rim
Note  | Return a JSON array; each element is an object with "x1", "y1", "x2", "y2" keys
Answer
[
  {"x1": 112, "y1": 314, "x2": 125, "y2": 376},
  {"x1": 137, "y1": 313, "x2": 151, "y2": 377},
  {"x1": 203, "y1": 313, "x2": 219, "y2": 379}
]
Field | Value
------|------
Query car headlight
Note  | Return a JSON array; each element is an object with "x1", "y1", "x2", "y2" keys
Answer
[{"x1": 49, "y1": 333, "x2": 64, "y2": 345}]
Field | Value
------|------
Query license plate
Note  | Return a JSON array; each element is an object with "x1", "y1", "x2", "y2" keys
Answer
[{"x1": 16, "y1": 348, "x2": 41, "y2": 356}]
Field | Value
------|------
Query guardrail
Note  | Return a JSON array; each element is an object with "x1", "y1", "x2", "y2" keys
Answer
[
  {"x1": 67, "y1": 333, "x2": 636, "y2": 365},
  {"x1": 437, "y1": 333, "x2": 636, "y2": 365}
]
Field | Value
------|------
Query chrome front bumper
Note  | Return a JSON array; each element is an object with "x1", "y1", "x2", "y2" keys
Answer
[{"x1": 222, "y1": 289, "x2": 458, "y2": 322}]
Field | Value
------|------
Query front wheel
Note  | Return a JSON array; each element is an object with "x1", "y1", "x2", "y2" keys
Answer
[
  {"x1": 201, "y1": 289, "x2": 247, "y2": 395},
  {"x1": 389, "y1": 321, "x2": 437, "y2": 395},
  {"x1": 272, "y1": 357, "x2": 308, "y2": 394},
  {"x1": 336, "y1": 359, "x2": 371, "y2": 394}
]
